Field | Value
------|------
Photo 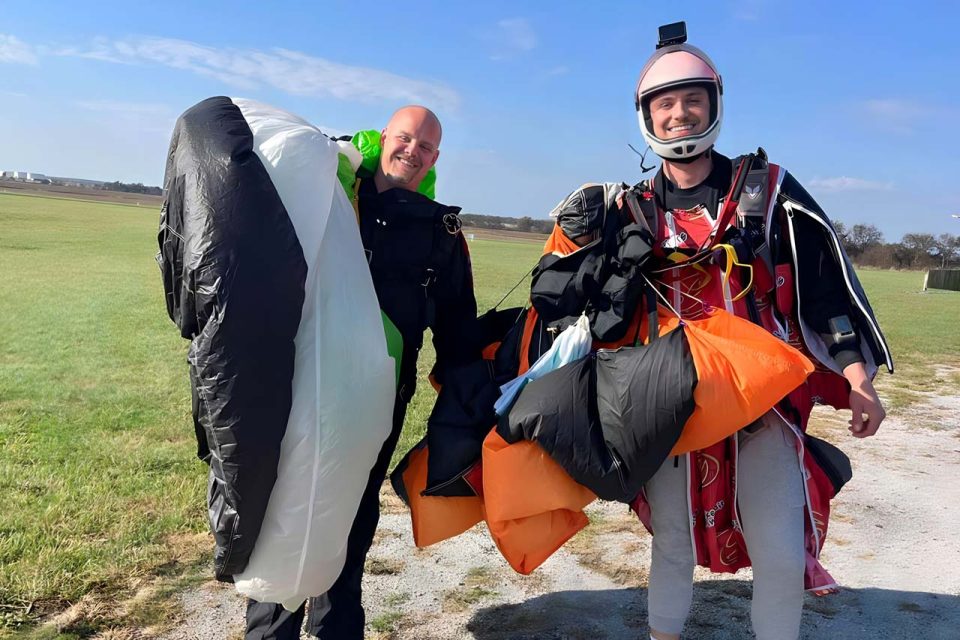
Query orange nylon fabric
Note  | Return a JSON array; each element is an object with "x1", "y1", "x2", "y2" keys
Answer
[
  {"x1": 644, "y1": 309, "x2": 815, "y2": 455},
  {"x1": 542, "y1": 224, "x2": 582, "y2": 256},
  {"x1": 481, "y1": 431, "x2": 596, "y2": 574},
  {"x1": 400, "y1": 445, "x2": 485, "y2": 548},
  {"x1": 518, "y1": 306, "x2": 539, "y2": 373}
]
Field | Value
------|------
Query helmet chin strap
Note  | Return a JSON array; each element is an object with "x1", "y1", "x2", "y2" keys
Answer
[{"x1": 663, "y1": 147, "x2": 711, "y2": 165}]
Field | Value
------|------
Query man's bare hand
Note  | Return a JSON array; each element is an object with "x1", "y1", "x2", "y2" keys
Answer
[{"x1": 843, "y1": 362, "x2": 885, "y2": 438}]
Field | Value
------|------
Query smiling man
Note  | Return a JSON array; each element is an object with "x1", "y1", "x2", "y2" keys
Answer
[
  {"x1": 374, "y1": 105, "x2": 442, "y2": 192},
  {"x1": 245, "y1": 105, "x2": 479, "y2": 640},
  {"x1": 627, "y1": 23, "x2": 893, "y2": 640}
]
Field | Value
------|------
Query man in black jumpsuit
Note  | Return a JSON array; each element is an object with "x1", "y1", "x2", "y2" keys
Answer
[{"x1": 246, "y1": 106, "x2": 479, "y2": 639}]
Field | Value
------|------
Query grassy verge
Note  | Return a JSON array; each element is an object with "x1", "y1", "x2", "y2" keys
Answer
[
  {"x1": 0, "y1": 194, "x2": 209, "y2": 637},
  {"x1": 854, "y1": 269, "x2": 960, "y2": 412}
]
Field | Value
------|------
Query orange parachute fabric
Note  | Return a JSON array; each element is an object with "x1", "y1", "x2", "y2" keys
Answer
[
  {"x1": 647, "y1": 310, "x2": 816, "y2": 455},
  {"x1": 481, "y1": 431, "x2": 596, "y2": 574},
  {"x1": 481, "y1": 224, "x2": 598, "y2": 574},
  {"x1": 542, "y1": 224, "x2": 582, "y2": 256},
  {"x1": 399, "y1": 445, "x2": 484, "y2": 547}
]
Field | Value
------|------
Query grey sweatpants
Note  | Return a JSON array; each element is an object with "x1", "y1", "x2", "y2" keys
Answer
[{"x1": 645, "y1": 412, "x2": 807, "y2": 639}]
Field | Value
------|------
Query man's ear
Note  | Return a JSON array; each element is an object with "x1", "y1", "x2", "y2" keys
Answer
[
  {"x1": 380, "y1": 128, "x2": 387, "y2": 147},
  {"x1": 428, "y1": 149, "x2": 440, "y2": 168}
]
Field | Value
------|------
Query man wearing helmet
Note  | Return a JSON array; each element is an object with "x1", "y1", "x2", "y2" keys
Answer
[{"x1": 629, "y1": 23, "x2": 892, "y2": 640}]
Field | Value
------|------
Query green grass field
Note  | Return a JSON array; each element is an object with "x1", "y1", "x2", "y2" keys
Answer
[{"x1": 0, "y1": 192, "x2": 958, "y2": 636}]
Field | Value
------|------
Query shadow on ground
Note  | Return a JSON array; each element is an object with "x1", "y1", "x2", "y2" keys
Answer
[{"x1": 467, "y1": 580, "x2": 959, "y2": 639}]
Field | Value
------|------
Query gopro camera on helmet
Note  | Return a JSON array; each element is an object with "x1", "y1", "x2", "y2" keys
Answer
[{"x1": 657, "y1": 21, "x2": 687, "y2": 49}]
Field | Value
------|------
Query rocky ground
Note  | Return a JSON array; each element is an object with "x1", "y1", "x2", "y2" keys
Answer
[{"x1": 157, "y1": 371, "x2": 960, "y2": 640}]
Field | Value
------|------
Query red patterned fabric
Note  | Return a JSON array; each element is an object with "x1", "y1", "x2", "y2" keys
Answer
[{"x1": 630, "y1": 169, "x2": 849, "y2": 592}]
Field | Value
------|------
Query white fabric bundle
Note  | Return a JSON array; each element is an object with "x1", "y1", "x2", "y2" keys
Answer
[{"x1": 230, "y1": 99, "x2": 395, "y2": 611}]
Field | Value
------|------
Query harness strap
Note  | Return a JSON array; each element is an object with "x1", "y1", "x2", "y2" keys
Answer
[{"x1": 708, "y1": 153, "x2": 756, "y2": 249}]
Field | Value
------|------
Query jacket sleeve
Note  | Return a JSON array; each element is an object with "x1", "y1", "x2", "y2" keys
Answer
[
  {"x1": 431, "y1": 233, "x2": 480, "y2": 381},
  {"x1": 783, "y1": 173, "x2": 864, "y2": 370}
]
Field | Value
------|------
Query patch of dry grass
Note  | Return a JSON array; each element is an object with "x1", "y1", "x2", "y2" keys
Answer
[
  {"x1": 566, "y1": 512, "x2": 650, "y2": 588},
  {"x1": 365, "y1": 557, "x2": 406, "y2": 576},
  {"x1": 441, "y1": 566, "x2": 500, "y2": 613}
]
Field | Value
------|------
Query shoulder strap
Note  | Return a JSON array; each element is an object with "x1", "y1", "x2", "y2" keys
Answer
[
  {"x1": 623, "y1": 183, "x2": 660, "y2": 240},
  {"x1": 708, "y1": 153, "x2": 756, "y2": 249}
]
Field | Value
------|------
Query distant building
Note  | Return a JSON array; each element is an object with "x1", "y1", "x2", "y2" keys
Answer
[{"x1": 3, "y1": 170, "x2": 51, "y2": 183}]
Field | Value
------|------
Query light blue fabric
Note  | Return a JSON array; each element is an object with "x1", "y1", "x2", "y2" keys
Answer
[{"x1": 494, "y1": 314, "x2": 592, "y2": 416}]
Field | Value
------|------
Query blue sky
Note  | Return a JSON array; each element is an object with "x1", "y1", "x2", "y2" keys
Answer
[{"x1": 1, "y1": 0, "x2": 958, "y2": 240}]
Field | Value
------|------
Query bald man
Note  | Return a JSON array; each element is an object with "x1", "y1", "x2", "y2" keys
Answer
[
  {"x1": 245, "y1": 107, "x2": 479, "y2": 640},
  {"x1": 374, "y1": 105, "x2": 442, "y2": 192}
]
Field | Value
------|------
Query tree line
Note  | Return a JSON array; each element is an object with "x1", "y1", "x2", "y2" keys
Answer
[
  {"x1": 93, "y1": 181, "x2": 163, "y2": 196},
  {"x1": 831, "y1": 221, "x2": 959, "y2": 270},
  {"x1": 460, "y1": 213, "x2": 554, "y2": 235}
]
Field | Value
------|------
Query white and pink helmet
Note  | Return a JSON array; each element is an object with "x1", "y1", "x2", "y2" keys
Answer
[{"x1": 635, "y1": 43, "x2": 723, "y2": 161}]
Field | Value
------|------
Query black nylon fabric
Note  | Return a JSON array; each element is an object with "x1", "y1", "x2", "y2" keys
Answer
[
  {"x1": 529, "y1": 221, "x2": 653, "y2": 343},
  {"x1": 529, "y1": 246, "x2": 604, "y2": 323},
  {"x1": 408, "y1": 307, "x2": 526, "y2": 498},
  {"x1": 555, "y1": 183, "x2": 608, "y2": 240},
  {"x1": 589, "y1": 223, "x2": 653, "y2": 341},
  {"x1": 805, "y1": 434, "x2": 853, "y2": 495},
  {"x1": 497, "y1": 351, "x2": 616, "y2": 491},
  {"x1": 422, "y1": 359, "x2": 500, "y2": 496},
  {"x1": 501, "y1": 327, "x2": 697, "y2": 502},
  {"x1": 158, "y1": 96, "x2": 307, "y2": 580},
  {"x1": 594, "y1": 328, "x2": 697, "y2": 498},
  {"x1": 779, "y1": 172, "x2": 892, "y2": 372},
  {"x1": 358, "y1": 183, "x2": 468, "y2": 359}
]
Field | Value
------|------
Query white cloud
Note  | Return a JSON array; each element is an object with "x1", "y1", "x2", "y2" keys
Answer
[
  {"x1": 498, "y1": 18, "x2": 537, "y2": 51},
  {"x1": 863, "y1": 98, "x2": 956, "y2": 135},
  {"x1": 54, "y1": 36, "x2": 461, "y2": 111},
  {"x1": 0, "y1": 34, "x2": 37, "y2": 64},
  {"x1": 486, "y1": 18, "x2": 537, "y2": 60},
  {"x1": 808, "y1": 176, "x2": 894, "y2": 192},
  {"x1": 546, "y1": 65, "x2": 569, "y2": 77}
]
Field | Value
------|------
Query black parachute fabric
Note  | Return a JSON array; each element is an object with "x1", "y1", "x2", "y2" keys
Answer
[
  {"x1": 421, "y1": 359, "x2": 500, "y2": 496},
  {"x1": 532, "y1": 182, "x2": 654, "y2": 343},
  {"x1": 805, "y1": 435, "x2": 853, "y2": 495},
  {"x1": 530, "y1": 245, "x2": 604, "y2": 324},
  {"x1": 158, "y1": 97, "x2": 307, "y2": 579},
  {"x1": 420, "y1": 307, "x2": 526, "y2": 496},
  {"x1": 390, "y1": 307, "x2": 527, "y2": 500},
  {"x1": 500, "y1": 327, "x2": 697, "y2": 502}
]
